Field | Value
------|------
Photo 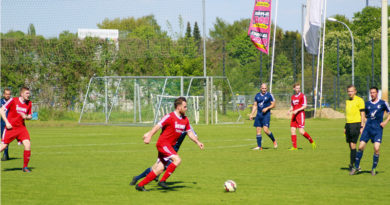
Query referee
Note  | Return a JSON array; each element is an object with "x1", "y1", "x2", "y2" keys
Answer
[{"x1": 344, "y1": 85, "x2": 365, "y2": 170}]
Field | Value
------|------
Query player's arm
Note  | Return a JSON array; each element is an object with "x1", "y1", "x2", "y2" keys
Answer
[
  {"x1": 0, "y1": 107, "x2": 12, "y2": 129},
  {"x1": 187, "y1": 130, "x2": 204, "y2": 149},
  {"x1": 143, "y1": 124, "x2": 161, "y2": 144},
  {"x1": 249, "y1": 102, "x2": 257, "y2": 120},
  {"x1": 359, "y1": 100, "x2": 366, "y2": 132},
  {"x1": 381, "y1": 111, "x2": 390, "y2": 128},
  {"x1": 263, "y1": 100, "x2": 276, "y2": 113},
  {"x1": 293, "y1": 104, "x2": 307, "y2": 115}
]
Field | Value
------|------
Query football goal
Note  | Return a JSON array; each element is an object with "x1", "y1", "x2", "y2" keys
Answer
[{"x1": 78, "y1": 76, "x2": 242, "y2": 126}]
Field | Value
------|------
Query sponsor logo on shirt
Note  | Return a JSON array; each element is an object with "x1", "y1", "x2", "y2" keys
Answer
[
  {"x1": 16, "y1": 105, "x2": 27, "y2": 114},
  {"x1": 175, "y1": 122, "x2": 186, "y2": 133}
]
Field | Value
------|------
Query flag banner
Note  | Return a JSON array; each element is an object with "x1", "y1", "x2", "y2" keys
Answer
[
  {"x1": 303, "y1": 0, "x2": 323, "y2": 55},
  {"x1": 248, "y1": 0, "x2": 272, "y2": 54}
]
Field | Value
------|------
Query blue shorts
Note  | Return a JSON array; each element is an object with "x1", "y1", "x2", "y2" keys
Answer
[
  {"x1": 360, "y1": 124, "x2": 383, "y2": 143},
  {"x1": 254, "y1": 114, "x2": 270, "y2": 128}
]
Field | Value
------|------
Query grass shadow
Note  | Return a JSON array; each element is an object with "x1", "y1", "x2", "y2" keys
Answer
[{"x1": 1, "y1": 157, "x2": 21, "y2": 161}]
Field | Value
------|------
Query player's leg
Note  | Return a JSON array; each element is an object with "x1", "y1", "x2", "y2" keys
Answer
[
  {"x1": 263, "y1": 126, "x2": 277, "y2": 148},
  {"x1": 136, "y1": 160, "x2": 165, "y2": 191},
  {"x1": 0, "y1": 143, "x2": 9, "y2": 152},
  {"x1": 1, "y1": 125, "x2": 9, "y2": 161},
  {"x1": 371, "y1": 142, "x2": 380, "y2": 175},
  {"x1": 350, "y1": 140, "x2": 367, "y2": 175},
  {"x1": 22, "y1": 139, "x2": 31, "y2": 172},
  {"x1": 253, "y1": 116, "x2": 263, "y2": 150},
  {"x1": 253, "y1": 126, "x2": 263, "y2": 150},
  {"x1": 289, "y1": 126, "x2": 298, "y2": 150},
  {"x1": 347, "y1": 123, "x2": 359, "y2": 169},
  {"x1": 159, "y1": 154, "x2": 181, "y2": 187}
]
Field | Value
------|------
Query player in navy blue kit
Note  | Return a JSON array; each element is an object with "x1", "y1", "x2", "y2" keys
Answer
[
  {"x1": 350, "y1": 87, "x2": 390, "y2": 176},
  {"x1": 250, "y1": 83, "x2": 277, "y2": 150},
  {"x1": 1, "y1": 88, "x2": 11, "y2": 161},
  {"x1": 129, "y1": 126, "x2": 197, "y2": 185}
]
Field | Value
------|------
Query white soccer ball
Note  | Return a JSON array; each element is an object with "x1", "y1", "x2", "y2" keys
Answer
[{"x1": 224, "y1": 180, "x2": 237, "y2": 192}]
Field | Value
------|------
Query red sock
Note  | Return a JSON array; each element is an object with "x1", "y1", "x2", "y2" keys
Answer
[
  {"x1": 138, "y1": 171, "x2": 157, "y2": 187},
  {"x1": 23, "y1": 150, "x2": 31, "y2": 168},
  {"x1": 291, "y1": 135, "x2": 297, "y2": 148},
  {"x1": 303, "y1": 132, "x2": 314, "y2": 143},
  {"x1": 160, "y1": 163, "x2": 177, "y2": 182}
]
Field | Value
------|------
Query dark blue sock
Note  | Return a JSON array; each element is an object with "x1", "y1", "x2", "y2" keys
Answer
[
  {"x1": 3, "y1": 146, "x2": 9, "y2": 156},
  {"x1": 256, "y1": 134, "x2": 262, "y2": 148},
  {"x1": 267, "y1": 132, "x2": 275, "y2": 142},
  {"x1": 135, "y1": 167, "x2": 152, "y2": 181},
  {"x1": 355, "y1": 150, "x2": 363, "y2": 169},
  {"x1": 372, "y1": 154, "x2": 379, "y2": 170}
]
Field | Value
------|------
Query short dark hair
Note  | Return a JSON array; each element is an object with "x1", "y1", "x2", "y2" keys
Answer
[
  {"x1": 347, "y1": 85, "x2": 356, "y2": 90},
  {"x1": 293, "y1": 83, "x2": 300, "y2": 88},
  {"x1": 370, "y1": 86, "x2": 379, "y2": 92},
  {"x1": 174, "y1": 97, "x2": 187, "y2": 109},
  {"x1": 3, "y1": 88, "x2": 11, "y2": 94},
  {"x1": 20, "y1": 86, "x2": 30, "y2": 93}
]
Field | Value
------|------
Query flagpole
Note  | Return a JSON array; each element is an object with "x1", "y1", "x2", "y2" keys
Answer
[
  {"x1": 319, "y1": 0, "x2": 327, "y2": 115},
  {"x1": 313, "y1": 0, "x2": 324, "y2": 118},
  {"x1": 301, "y1": 4, "x2": 306, "y2": 93},
  {"x1": 269, "y1": 0, "x2": 278, "y2": 93}
]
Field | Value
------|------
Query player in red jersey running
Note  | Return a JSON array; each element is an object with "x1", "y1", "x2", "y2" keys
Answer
[
  {"x1": 0, "y1": 87, "x2": 33, "y2": 172},
  {"x1": 135, "y1": 97, "x2": 204, "y2": 191},
  {"x1": 288, "y1": 83, "x2": 316, "y2": 150}
]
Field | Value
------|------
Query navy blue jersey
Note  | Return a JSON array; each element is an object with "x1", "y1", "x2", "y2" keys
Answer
[
  {"x1": 1, "y1": 98, "x2": 9, "y2": 127},
  {"x1": 254, "y1": 92, "x2": 274, "y2": 116},
  {"x1": 173, "y1": 125, "x2": 197, "y2": 152},
  {"x1": 365, "y1": 99, "x2": 390, "y2": 126}
]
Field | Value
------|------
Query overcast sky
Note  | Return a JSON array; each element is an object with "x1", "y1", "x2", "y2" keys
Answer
[{"x1": 1, "y1": 0, "x2": 387, "y2": 38}]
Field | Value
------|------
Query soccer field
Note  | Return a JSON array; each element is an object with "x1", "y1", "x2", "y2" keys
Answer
[{"x1": 2, "y1": 119, "x2": 390, "y2": 204}]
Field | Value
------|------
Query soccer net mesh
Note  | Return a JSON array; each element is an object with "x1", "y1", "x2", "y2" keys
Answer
[{"x1": 79, "y1": 76, "x2": 242, "y2": 126}]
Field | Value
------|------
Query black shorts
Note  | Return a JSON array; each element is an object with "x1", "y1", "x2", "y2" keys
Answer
[{"x1": 345, "y1": 123, "x2": 361, "y2": 143}]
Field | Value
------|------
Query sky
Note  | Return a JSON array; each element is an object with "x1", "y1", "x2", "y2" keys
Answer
[{"x1": 1, "y1": 0, "x2": 387, "y2": 38}]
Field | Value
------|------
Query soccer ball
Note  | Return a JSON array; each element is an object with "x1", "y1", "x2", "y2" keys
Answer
[{"x1": 224, "y1": 180, "x2": 237, "y2": 192}]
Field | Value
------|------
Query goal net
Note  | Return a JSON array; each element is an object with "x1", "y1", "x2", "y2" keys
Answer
[{"x1": 79, "y1": 76, "x2": 242, "y2": 126}]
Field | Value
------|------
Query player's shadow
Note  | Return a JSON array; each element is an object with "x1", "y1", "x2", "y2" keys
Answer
[
  {"x1": 152, "y1": 181, "x2": 194, "y2": 192},
  {"x1": 2, "y1": 167, "x2": 35, "y2": 172},
  {"x1": 339, "y1": 167, "x2": 383, "y2": 175},
  {"x1": 1, "y1": 157, "x2": 20, "y2": 161}
]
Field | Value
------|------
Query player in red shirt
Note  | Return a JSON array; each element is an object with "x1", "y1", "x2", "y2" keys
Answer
[
  {"x1": 288, "y1": 83, "x2": 316, "y2": 150},
  {"x1": 135, "y1": 97, "x2": 204, "y2": 191},
  {"x1": 0, "y1": 87, "x2": 33, "y2": 172}
]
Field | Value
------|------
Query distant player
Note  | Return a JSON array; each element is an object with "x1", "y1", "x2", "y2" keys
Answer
[
  {"x1": 130, "y1": 126, "x2": 197, "y2": 185},
  {"x1": 135, "y1": 97, "x2": 204, "y2": 191},
  {"x1": 288, "y1": 83, "x2": 316, "y2": 150},
  {"x1": 1, "y1": 88, "x2": 12, "y2": 161},
  {"x1": 0, "y1": 87, "x2": 33, "y2": 172},
  {"x1": 249, "y1": 83, "x2": 277, "y2": 150},
  {"x1": 350, "y1": 87, "x2": 390, "y2": 176},
  {"x1": 344, "y1": 85, "x2": 365, "y2": 170}
]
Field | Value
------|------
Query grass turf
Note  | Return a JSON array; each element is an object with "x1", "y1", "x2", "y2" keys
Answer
[{"x1": 2, "y1": 118, "x2": 390, "y2": 204}]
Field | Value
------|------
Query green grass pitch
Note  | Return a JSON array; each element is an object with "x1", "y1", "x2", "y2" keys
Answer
[{"x1": 2, "y1": 118, "x2": 390, "y2": 204}]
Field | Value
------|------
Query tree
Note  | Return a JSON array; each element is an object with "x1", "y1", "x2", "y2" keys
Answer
[
  {"x1": 185, "y1": 22, "x2": 192, "y2": 38},
  {"x1": 27, "y1": 23, "x2": 36, "y2": 36},
  {"x1": 193, "y1": 21, "x2": 201, "y2": 49}
]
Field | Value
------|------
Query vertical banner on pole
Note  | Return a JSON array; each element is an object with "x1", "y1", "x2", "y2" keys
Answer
[{"x1": 248, "y1": 0, "x2": 272, "y2": 54}]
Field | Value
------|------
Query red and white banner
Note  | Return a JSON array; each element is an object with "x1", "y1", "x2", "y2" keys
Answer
[{"x1": 248, "y1": 0, "x2": 272, "y2": 54}]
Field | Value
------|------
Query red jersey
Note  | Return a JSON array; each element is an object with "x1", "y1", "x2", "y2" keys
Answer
[
  {"x1": 291, "y1": 93, "x2": 307, "y2": 112},
  {"x1": 157, "y1": 112, "x2": 191, "y2": 146},
  {"x1": 3, "y1": 97, "x2": 32, "y2": 127}
]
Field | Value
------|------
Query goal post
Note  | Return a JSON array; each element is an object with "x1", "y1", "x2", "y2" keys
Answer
[{"x1": 79, "y1": 76, "x2": 243, "y2": 126}]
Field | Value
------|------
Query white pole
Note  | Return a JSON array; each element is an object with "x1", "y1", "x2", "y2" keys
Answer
[
  {"x1": 319, "y1": 0, "x2": 327, "y2": 113},
  {"x1": 381, "y1": 0, "x2": 388, "y2": 101},
  {"x1": 301, "y1": 4, "x2": 306, "y2": 93},
  {"x1": 202, "y1": 0, "x2": 207, "y2": 77},
  {"x1": 269, "y1": 0, "x2": 279, "y2": 92},
  {"x1": 314, "y1": 0, "x2": 325, "y2": 117}
]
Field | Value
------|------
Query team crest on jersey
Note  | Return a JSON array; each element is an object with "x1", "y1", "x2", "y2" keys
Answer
[{"x1": 378, "y1": 105, "x2": 381, "y2": 109}]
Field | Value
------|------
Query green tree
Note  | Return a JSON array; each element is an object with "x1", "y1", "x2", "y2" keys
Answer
[
  {"x1": 27, "y1": 23, "x2": 36, "y2": 36},
  {"x1": 185, "y1": 22, "x2": 192, "y2": 38}
]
